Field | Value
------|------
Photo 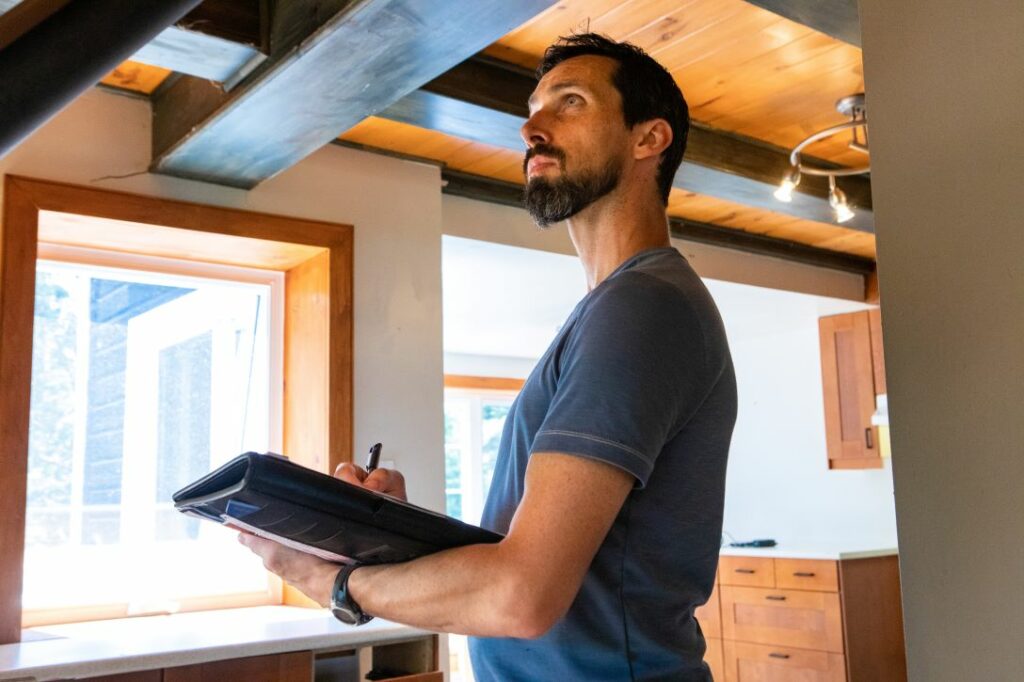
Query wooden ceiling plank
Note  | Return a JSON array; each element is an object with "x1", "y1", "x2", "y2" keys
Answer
[
  {"x1": 100, "y1": 60, "x2": 173, "y2": 95},
  {"x1": 739, "y1": 0, "x2": 861, "y2": 47},
  {"x1": 592, "y1": 0, "x2": 704, "y2": 41},
  {"x1": 495, "y1": 0, "x2": 625, "y2": 61},
  {"x1": 150, "y1": 0, "x2": 556, "y2": 188},
  {"x1": 653, "y1": 14, "x2": 795, "y2": 74},
  {"x1": 636, "y1": 0, "x2": 760, "y2": 62}
]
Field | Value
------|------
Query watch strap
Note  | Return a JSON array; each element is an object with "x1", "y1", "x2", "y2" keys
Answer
[{"x1": 331, "y1": 562, "x2": 373, "y2": 625}]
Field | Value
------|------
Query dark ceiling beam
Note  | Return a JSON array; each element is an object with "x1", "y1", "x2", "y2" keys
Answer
[
  {"x1": 131, "y1": 0, "x2": 266, "y2": 86},
  {"x1": 0, "y1": 0, "x2": 204, "y2": 159},
  {"x1": 150, "y1": 0, "x2": 555, "y2": 188},
  {"x1": 440, "y1": 169, "x2": 875, "y2": 275},
  {"x1": 0, "y1": 0, "x2": 70, "y2": 49},
  {"x1": 380, "y1": 56, "x2": 875, "y2": 233},
  {"x1": 741, "y1": 0, "x2": 861, "y2": 47}
]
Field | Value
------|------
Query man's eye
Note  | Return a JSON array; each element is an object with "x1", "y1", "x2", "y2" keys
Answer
[{"x1": 565, "y1": 95, "x2": 581, "y2": 106}]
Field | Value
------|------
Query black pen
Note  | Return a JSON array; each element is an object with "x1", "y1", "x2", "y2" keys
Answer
[{"x1": 365, "y1": 442, "x2": 382, "y2": 473}]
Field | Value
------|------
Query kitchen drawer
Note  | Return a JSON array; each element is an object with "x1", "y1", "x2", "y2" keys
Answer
[
  {"x1": 705, "y1": 637, "x2": 724, "y2": 681},
  {"x1": 719, "y1": 556, "x2": 775, "y2": 587},
  {"x1": 775, "y1": 558, "x2": 840, "y2": 592},
  {"x1": 720, "y1": 586, "x2": 844, "y2": 653},
  {"x1": 723, "y1": 640, "x2": 846, "y2": 682},
  {"x1": 696, "y1": 581, "x2": 722, "y2": 639}
]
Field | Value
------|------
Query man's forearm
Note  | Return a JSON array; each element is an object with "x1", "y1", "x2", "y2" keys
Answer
[{"x1": 349, "y1": 540, "x2": 541, "y2": 638}]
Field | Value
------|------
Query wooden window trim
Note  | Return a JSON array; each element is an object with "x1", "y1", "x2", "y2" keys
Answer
[
  {"x1": 0, "y1": 176, "x2": 354, "y2": 643},
  {"x1": 443, "y1": 374, "x2": 525, "y2": 392}
]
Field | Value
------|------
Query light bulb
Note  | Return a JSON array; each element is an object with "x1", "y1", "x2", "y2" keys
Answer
[
  {"x1": 834, "y1": 202, "x2": 855, "y2": 223},
  {"x1": 774, "y1": 168, "x2": 800, "y2": 203},
  {"x1": 828, "y1": 180, "x2": 855, "y2": 223}
]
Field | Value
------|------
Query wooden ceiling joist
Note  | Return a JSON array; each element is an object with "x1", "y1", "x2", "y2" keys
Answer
[
  {"x1": 441, "y1": 168, "x2": 875, "y2": 275},
  {"x1": 741, "y1": 0, "x2": 861, "y2": 46},
  {"x1": 381, "y1": 56, "x2": 874, "y2": 233},
  {"x1": 150, "y1": 0, "x2": 555, "y2": 188}
]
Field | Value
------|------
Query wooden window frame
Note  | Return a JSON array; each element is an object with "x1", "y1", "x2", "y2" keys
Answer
[{"x1": 0, "y1": 176, "x2": 354, "y2": 643}]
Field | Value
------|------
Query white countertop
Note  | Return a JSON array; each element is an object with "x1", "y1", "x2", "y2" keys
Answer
[
  {"x1": 719, "y1": 543, "x2": 898, "y2": 561},
  {"x1": 0, "y1": 606, "x2": 433, "y2": 681}
]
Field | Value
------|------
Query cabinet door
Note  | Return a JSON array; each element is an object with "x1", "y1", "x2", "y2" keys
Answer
[
  {"x1": 705, "y1": 637, "x2": 725, "y2": 681},
  {"x1": 720, "y1": 586, "x2": 844, "y2": 653},
  {"x1": 819, "y1": 312, "x2": 881, "y2": 469},
  {"x1": 164, "y1": 651, "x2": 313, "y2": 681},
  {"x1": 697, "y1": 581, "x2": 722, "y2": 639},
  {"x1": 723, "y1": 640, "x2": 846, "y2": 682}
]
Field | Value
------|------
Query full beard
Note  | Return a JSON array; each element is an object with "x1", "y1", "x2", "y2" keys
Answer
[{"x1": 523, "y1": 149, "x2": 623, "y2": 229}]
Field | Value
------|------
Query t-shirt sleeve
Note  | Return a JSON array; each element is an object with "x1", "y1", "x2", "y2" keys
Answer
[{"x1": 530, "y1": 272, "x2": 713, "y2": 487}]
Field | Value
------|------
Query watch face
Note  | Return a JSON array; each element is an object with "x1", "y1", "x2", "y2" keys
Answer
[{"x1": 331, "y1": 603, "x2": 359, "y2": 625}]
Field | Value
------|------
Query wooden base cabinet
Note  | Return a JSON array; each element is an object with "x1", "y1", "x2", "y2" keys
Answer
[
  {"x1": 61, "y1": 635, "x2": 441, "y2": 682},
  {"x1": 705, "y1": 637, "x2": 725, "y2": 681},
  {"x1": 716, "y1": 555, "x2": 906, "y2": 682}
]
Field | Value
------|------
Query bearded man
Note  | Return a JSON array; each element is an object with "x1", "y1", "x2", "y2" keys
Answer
[{"x1": 242, "y1": 33, "x2": 737, "y2": 681}]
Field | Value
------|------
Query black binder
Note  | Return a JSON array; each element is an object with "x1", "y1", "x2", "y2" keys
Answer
[{"x1": 173, "y1": 452, "x2": 503, "y2": 564}]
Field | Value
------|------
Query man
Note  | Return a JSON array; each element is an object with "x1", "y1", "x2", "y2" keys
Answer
[{"x1": 241, "y1": 34, "x2": 737, "y2": 681}]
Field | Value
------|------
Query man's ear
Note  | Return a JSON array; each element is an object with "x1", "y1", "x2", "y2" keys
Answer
[{"x1": 633, "y1": 118, "x2": 673, "y2": 161}]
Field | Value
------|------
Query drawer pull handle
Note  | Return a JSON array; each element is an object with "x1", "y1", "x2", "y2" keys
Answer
[
  {"x1": 765, "y1": 595, "x2": 787, "y2": 601},
  {"x1": 793, "y1": 572, "x2": 816, "y2": 577},
  {"x1": 769, "y1": 653, "x2": 791, "y2": 660},
  {"x1": 734, "y1": 568, "x2": 756, "y2": 574}
]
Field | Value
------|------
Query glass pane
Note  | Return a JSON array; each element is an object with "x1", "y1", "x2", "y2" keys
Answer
[
  {"x1": 24, "y1": 259, "x2": 274, "y2": 612},
  {"x1": 443, "y1": 397, "x2": 472, "y2": 520},
  {"x1": 480, "y1": 401, "x2": 511, "y2": 498}
]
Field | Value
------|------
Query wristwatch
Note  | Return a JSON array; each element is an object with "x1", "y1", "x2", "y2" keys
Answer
[{"x1": 330, "y1": 562, "x2": 373, "y2": 625}]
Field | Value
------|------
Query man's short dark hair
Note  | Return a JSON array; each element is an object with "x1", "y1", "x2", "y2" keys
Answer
[{"x1": 537, "y1": 33, "x2": 689, "y2": 205}]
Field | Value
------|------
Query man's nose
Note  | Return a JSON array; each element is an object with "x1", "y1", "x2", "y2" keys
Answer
[{"x1": 521, "y1": 109, "x2": 551, "y2": 147}]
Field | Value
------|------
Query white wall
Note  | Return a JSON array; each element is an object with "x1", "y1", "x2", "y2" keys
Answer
[
  {"x1": 860, "y1": 1, "x2": 1024, "y2": 678},
  {"x1": 0, "y1": 88, "x2": 446, "y2": 512}
]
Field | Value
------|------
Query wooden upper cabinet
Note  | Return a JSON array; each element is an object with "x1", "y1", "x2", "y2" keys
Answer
[{"x1": 818, "y1": 310, "x2": 886, "y2": 469}]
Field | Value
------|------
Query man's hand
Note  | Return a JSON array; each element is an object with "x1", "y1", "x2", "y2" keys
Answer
[
  {"x1": 334, "y1": 462, "x2": 407, "y2": 501},
  {"x1": 237, "y1": 460, "x2": 407, "y2": 606},
  {"x1": 237, "y1": 532, "x2": 340, "y2": 607}
]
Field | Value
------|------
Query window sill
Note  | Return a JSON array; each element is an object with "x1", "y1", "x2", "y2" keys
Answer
[{"x1": 0, "y1": 606, "x2": 431, "y2": 681}]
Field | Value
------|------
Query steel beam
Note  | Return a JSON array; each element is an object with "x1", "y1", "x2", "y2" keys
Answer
[{"x1": 151, "y1": 0, "x2": 555, "y2": 188}]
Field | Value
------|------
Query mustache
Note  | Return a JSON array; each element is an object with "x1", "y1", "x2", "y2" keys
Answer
[{"x1": 523, "y1": 144, "x2": 566, "y2": 174}]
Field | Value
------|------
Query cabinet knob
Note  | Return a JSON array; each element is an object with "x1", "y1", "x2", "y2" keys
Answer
[
  {"x1": 765, "y1": 595, "x2": 787, "y2": 601},
  {"x1": 769, "y1": 652, "x2": 791, "y2": 660},
  {"x1": 793, "y1": 572, "x2": 816, "y2": 577},
  {"x1": 734, "y1": 568, "x2": 756, "y2": 574},
  {"x1": 865, "y1": 427, "x2": 874, "y2": 448}
]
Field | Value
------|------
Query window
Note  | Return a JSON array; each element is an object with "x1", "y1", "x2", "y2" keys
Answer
[
  {"x1": 444, "y1": 390, "x2": 515, "y2": 525},
  {"x1": 0, "y1": 177, "x2": 352, "y2": 640},
  {"x1": 24, "y1": 247, "x2": 282, "y2": 619}
]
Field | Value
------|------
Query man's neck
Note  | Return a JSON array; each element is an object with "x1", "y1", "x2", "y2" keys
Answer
[{"x1": 567, "y1": 188, "x2": 672, "y2": 290}]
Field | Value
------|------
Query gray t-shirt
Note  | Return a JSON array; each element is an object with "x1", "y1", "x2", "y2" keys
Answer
[{"x1": 468, "y1": 247, "x2": 737, "y2": 681}]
